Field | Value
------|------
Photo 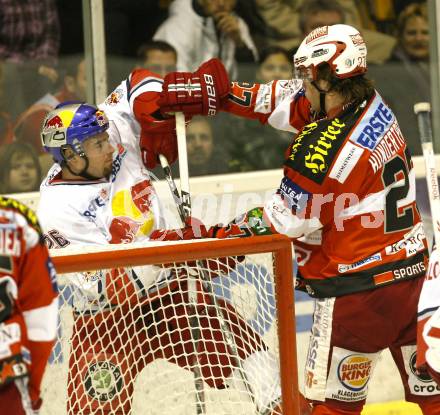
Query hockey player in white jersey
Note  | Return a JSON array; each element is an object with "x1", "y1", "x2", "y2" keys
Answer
[{"x1": 37, "y1": 64, "x2": 284, "y2": 414}]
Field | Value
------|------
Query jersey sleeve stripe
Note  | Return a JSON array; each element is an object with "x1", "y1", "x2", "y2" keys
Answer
[
  {"x1": 128, "y1": 77, "x2": 163, "y2": 100},
  {"x1": 128, "y1": 78, "x2": 163, "y2": 113},
  {"x1": 23, "y1": 298, "x2": 58, "y2": 341}
]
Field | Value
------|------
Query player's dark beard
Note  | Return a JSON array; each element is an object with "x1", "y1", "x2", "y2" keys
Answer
[{"x1": 102, "y1": 165, "x2": 111, "y2": 179}]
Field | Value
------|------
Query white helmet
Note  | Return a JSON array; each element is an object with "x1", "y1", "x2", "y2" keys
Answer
[{"x1": 293, "y1": 24, "x2": 367, "y2": 81}]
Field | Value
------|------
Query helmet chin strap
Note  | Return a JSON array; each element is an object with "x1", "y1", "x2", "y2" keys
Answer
[
  {"x1": 311, "y1": 81, "x2": 331, "y2": 118},
  {"x1": 65, "y1": 155, "x2": 102, "y2": 180}
]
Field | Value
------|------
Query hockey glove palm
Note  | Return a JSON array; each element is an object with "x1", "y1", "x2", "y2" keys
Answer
[{"x1": 158, "y1": 58, "x2": 230, "y2": 117}]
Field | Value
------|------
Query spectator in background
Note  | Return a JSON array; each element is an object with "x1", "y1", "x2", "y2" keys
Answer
[
  {"x1": 254, "y1": 0, "x2": 396, "y2": 64},
  {"x1": 391, "y1": 2, "x2": 429, "y2": 62},
  {"x1": 255, "y1": 46, "x2": 292, "y2": 82},
  {"x1": 153, "y1": 0, "x2": 258, "y2": 78},
  {"x1": 299, "y1": 0, "x2": 345, "y2": 35},
  {"x1": 220, "y1": 47, "x2": 292, "y2": 172},
  {"x1": 136, "y1": 40, "x2": 177, "y2": 76},
  {"x1": 0, "y1": 0, "x2": 60, "y2": 118},
  {"x1": 185, "y1": 117, "x2": 229, "y2": 176},
  {"x1": 370, "y1": 2, "x2": 429, "y2": 155},
  {"x1": 13, "y1": 56, "x2": 87, "y2": 176},
  {"x1": 0, "y1": 142, "x2": 41, "y2": 194}
]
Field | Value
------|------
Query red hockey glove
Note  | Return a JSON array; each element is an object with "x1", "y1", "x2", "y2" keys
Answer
[
  {"x1": 158, "y1": 58, "x2": 230, "y2": 117},
  {"x1": 139, "y1": 118, "x2": 178, "y2": 169},
  {"x1": 149, "y1": 217, "x2": 244, "y2": 277},
  {"x1": 208, "y1": 223, "x2": 253, "y2": 239},
  {"x1": 208, "y1": 208, "x2": 275, "y2": 239},
  {"x1": 149, "y1": 217, "x2": 208, "y2": 241}
]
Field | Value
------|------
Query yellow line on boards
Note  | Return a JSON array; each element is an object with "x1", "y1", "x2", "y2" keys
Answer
[{"x1": 362, "y1": 401, "x2": 422, "y2": 415}]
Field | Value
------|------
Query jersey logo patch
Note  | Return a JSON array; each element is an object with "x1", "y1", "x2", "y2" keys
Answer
[
  {"x1": 285, "y1": 114, "x2": 356, "y2": 185},
  {"x1": 277, "y1": 177, "x2": 310, "y2": 213},
  {"x1": 105, "y1": 88, "x2": 124, "y2": 105},
  {"x1": 351, "y1": 98, "x2": 394, "y2": 150}
]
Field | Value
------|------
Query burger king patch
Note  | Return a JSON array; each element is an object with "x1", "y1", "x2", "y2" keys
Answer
[{"x1": 325, "y1": 347, "x2": 380, "y2": 402}]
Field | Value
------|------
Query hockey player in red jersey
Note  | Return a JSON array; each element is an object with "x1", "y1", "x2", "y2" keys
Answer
[
  {"x1": 157, "y1": 24, "x2": 440, "y2": 414},
  {"x1": 0, "y1": 197, "x2": 58, "y2": 414},
  {"x1": 37, "y1": 62, "x2": 284, "y2": 414}
]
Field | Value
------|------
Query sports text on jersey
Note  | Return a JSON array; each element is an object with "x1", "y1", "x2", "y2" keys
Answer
[
  {"x1": 110, "y1": 145, "x2": 127, "y2": 182},
  {"x1": 0, "y1": 229, "x2": 21, "y2": 257},
  {"x1": 385, "y1": 223, "x2": 425, "y2": 256},
  {"x1": 81, "y1": 188, "x2": 111, "y2": 221},
  {"x1": 353, "y1": 101, "x2": 393, "y2": 150},
  {"x1": 368, "y1": 121, "x2": 406, "y2": 173},
  {"x1": 373, "y1": 260, "x2": 426, "y2": 286},
  {"x1": 288, "y1": 122, "x2": 318, "y2": 162},
  {"x1": 286, "y1": 117, "x2": 349, "y2": 184},
  {"x1": 304, "y1": 118, "x2": 346, "y2": 175},
  {"x1": 278, "y1": 177, "x2": 310, "y2": 213}
]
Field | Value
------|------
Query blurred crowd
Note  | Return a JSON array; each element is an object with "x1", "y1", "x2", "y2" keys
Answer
[{"x1": 0, "y1": 0, "x2": 431, "y2": 194}]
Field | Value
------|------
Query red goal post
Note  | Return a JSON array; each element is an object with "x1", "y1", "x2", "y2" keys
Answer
[{"x1": 48, "y1": 234, "x2": 299, "y2": 415}]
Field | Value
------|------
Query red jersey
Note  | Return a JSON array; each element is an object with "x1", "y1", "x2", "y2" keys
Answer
[
  {"x1": 0, "y1": 197, "x2": 58, "y2": 403},
  {"x1": 224, "y1": 80, "x2": 427, "y2": 298}
]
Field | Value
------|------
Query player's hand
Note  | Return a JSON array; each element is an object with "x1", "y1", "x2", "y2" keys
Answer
[
  {"x1": 149, "y1": 217, "x2": 208, "y2": 241},
  {"x1": 208, "y1": 223, "x2": 253, "y2": 239},
  {"x1": 208, "y1": 208, "x2": 274, "y2": 239},
  {"x1": 158, "y1": 58, "x2": 230, "y2": 117},
  {"x1": 214, "y1": 12, "x2": 242, "y2": 45},
  {"x1": 149, "y1": 218, "x2": 244, "y2": 276},
  {"x1": 139, "y1": 118, "x2": 178, "y2": 169}
]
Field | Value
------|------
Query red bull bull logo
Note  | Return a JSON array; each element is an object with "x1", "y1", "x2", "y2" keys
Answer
[
  {"x1": 95, "y1": 110, "x2": 109, "y2": 127},
  {"x1": 44, "y1": 109, "x2": 75, "y2": 130},
  {"x1": 337, "y1": 354, "x2": 372, "y2": 391},
  {"x1": 45, "y1": 115, "x2": 63, "y2": 129},
  {"x1": 105, "y1": 89, "x2": 123, "y2": 106}
]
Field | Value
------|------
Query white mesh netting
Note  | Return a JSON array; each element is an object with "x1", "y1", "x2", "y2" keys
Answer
[{"x1": 40, "y1": 240, "x2": 295, "y2": 415}]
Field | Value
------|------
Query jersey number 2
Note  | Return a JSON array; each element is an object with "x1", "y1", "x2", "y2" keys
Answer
[{"x1": 382, "y1": 148, "x2": 414, "y2": 233}]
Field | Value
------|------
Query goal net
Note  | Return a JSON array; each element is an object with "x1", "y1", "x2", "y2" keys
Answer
[{"x1": 40, "y1": 235, "x2": 299, "y2": 415}]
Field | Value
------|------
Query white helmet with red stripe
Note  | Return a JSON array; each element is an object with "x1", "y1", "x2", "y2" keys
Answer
[{"x1": 293, "y1": 24, "x2": 367, "y2": 81}]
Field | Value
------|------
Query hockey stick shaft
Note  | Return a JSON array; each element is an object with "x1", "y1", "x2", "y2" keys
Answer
[
  {"x1": 172, "y1": 114, "x2": 262, "y2": 412},
  {"x1": 176, "y1": 112, "x2": 191, "y2": 219},
  {"x1": 158, "y1": 154, "x2": 186, "y2": 226},
  {"x1": 415, "y1": 102, "x2": 440, "y2": 247},
  {"x1": 160, "y1": 121, "x2": 205, "y2": 413}
]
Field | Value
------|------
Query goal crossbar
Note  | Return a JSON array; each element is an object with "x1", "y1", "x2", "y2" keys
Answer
[{"x1": 50, "y1": 234, "x2": 300, "y2": 414}]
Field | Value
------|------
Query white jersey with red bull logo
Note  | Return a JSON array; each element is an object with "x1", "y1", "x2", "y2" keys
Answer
[
  {"x1": 223, "y1": 80, "x2": 427, "y2": 297},
  {"x1": 37, "y1": 69, "x2": 171, "y2": 313}
]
